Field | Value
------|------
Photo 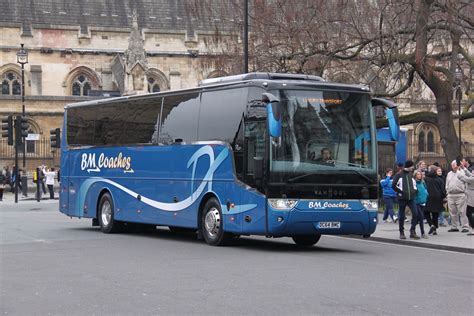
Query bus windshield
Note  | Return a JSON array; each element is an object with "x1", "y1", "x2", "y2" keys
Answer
[{"x1": 270, "y1": 89, "x2": 375, "y2": 183}]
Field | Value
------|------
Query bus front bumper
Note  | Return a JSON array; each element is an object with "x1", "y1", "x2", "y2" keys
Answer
[{"x1": 266, "y1": 200, "x2": 378, "y2": 237}]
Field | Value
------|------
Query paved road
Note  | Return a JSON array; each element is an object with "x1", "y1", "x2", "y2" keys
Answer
[{"x1": 1, "y1": 200, "x2": 473, "y2": 315}]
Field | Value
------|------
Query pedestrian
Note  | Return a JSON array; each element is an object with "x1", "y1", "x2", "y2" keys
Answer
[
  {"x1": 0, "y1": 167, "x2": 6, "y2": 201},
  {"x1": 432, "y1": 165, "x2": 448, "y2": 226},
  {"x1": 456, "y1": 159, "x2": 474, "y2": 236},
  {"x1": 42, "y1": 166, "x2": 56, "y2": 199},
  {"x1": 396, "y1": 162, "x2": 404, "y2": 174},
  {"x1": 11, "y1": 165, "x2": 16, "y2": 193},
  {"x1": 39, "y1": 166, "x2": 47, "y2": 195},
  {"x1": 392, "y1": 160, "x2": 419, "y2": 239},
  {"x1": 414, "y1": 170, "x2": 428, "y2": 238},
  {"x1": 445, "y1": 160, "x2": 469, "y2": 233},
  {"x1": 11, "y1": 165, "x2": 24, "y2": 195},
  {"x1": 468, "y1": 159, "x2": 473, "y2": 172},
  {"x1": 380, "y1": 168, "x2": 397, "y2": 223},
  {"x1": 4, "y1": 166, "x2": 12, "y2": 192},
  {"x1": 424, "y1": 165, "x2": 446, "y2": 235},
  {"x1": 417, "y1": 160, "x2": 427, "y2": 178}
]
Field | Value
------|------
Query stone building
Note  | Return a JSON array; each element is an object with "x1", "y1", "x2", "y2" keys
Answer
[
  {"x1": 0, "y1": 0, "x2": 231, "y2": 170},
  {"x1": 0, "y1": 0, "x2": 472, "y2": 172}
]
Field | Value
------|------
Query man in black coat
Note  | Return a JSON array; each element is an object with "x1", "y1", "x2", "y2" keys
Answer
[{"x1": 392, "y1": 160, "x2": 419, "y2": 239}]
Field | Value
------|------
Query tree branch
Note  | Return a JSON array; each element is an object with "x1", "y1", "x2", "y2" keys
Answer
[
  {"x1": 376, "y1": 111, "x2": 438, "y2": 128},
  {"x1": 375, "y1": 67, "x2": 416, "y2": 98}
]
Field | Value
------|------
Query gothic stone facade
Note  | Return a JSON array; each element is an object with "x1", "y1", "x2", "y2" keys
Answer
[{"x1": 0, "y1": 0, "x2": 230, "y2": 170}]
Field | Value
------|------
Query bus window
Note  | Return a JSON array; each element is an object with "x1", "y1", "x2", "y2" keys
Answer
[
  {"x1": 159, "y1": 93, "x2": 200, "y2": 144},
  {"x1": 198, "y1": 88, "x2": 247, "y2": 143},
  {"x1": 66, "y1": 98, "x2": 160, "y2": 147}
]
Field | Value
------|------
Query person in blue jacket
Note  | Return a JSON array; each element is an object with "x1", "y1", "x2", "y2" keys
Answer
[
  {"x1": 380, "y1": 168, "x2": 397, "y2": 223},
  {"x1": 414, "y1": 170, "x2": 429, "y2": 239}
]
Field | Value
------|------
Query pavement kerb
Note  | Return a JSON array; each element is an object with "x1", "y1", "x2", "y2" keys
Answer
[{"x1": 346, "y1": 235, "x2": 474, "y2": 254}]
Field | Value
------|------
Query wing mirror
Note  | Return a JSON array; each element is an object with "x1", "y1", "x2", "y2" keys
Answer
[
  {"x1": 263, "y1": 93, "x2": 281, "y2": 138},
  {"x1": 372, "y1": 98, "x2": 400, "y2": 141}
]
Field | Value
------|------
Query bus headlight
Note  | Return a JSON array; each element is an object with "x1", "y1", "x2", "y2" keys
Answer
[
  {"x1": 268, "y1": 199, "x2": 298, "y2": 210},
  {"x1": 361, "y1": 200, "x2": 378, "y2": 211}
]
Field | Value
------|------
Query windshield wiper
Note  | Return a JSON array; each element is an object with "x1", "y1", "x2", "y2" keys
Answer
[
  {"x1": 286, "y1": 169, "x2": 373, "y2": 184},
  {"x1": 286, "y1": 172, "x2": 321, "y2": 183},
  {"x1": 332, "y1": 160, "x2": 366, "y2": 168}
]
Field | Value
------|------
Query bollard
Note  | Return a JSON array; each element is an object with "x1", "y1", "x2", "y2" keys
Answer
[{"x1": 21, "y1": 174, "x2": 28, "y2": 197}]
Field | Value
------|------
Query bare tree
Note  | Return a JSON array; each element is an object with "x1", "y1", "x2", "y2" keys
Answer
[
  {"x1": 194, "y1": 0, "x2": 473, "y2": 162},
  {"x1": 347, "y1": 0, "x2": 474, "y2": 162}
]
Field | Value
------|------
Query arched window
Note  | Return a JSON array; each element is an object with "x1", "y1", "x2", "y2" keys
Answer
[
  {"x1": 1, "y1": 71, "x2": 21, "y2": 95},
  {"x1": 418, "y1": 131, "x2": 425, "y2": 153},
  {"x1": 71, "y1": 74, "x2": 92, "y2": 96},
  {"x1": 427, "y1": 131, "x2": 434, "y2": 152},
  {"x1": 417, "y1": 123, "x2": 439, "y2": 154},
  {"x1": 147, "y1": 77, "x2": 161, "y2": 93}
]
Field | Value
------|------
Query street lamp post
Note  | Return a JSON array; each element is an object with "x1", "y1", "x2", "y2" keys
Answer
[
  {"x1": 243, "y1": 0, "x2": 249, "y2": 73},
  {"x1": 454, "y1": 67, "x2": 463, "y2": 155},
  {"x1": 16, "y1": 43, "x2": 28, "y2": 168}
]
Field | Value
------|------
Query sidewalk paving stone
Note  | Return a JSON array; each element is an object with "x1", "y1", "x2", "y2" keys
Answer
[{"x1": 369, "y1": 216, "x2": 474, "y2": 254}]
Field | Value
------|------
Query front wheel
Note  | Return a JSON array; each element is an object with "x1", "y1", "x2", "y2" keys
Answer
[
  {"x1": 292, "y1": 234, "x2": 321, "y2": 247},
  {"x1": 98, "y1": 193, "x2": 122, "y2": 233},
  {"x1": 201, "y1": 198, "x2": 230, "y2": 246}
]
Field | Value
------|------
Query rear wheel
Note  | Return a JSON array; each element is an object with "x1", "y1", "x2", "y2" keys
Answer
[
  {"x1": 292, "y1": 234, "x2": 321, "y2": 247},
  {"x1": 201, "y1": 198, "x2": 230, "y2": 246},
  {"x1": 98, "y1": 193, "x2": 122, "y2": 233}
]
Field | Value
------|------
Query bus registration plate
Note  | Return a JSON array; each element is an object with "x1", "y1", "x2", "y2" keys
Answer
[{"x1": 318, "y1": 222, "x2": 341, "y2": 229}]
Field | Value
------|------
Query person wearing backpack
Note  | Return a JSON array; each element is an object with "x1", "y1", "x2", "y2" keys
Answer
[{"x1": 392, "y1": 160, "x2": 419, "y2": 240}]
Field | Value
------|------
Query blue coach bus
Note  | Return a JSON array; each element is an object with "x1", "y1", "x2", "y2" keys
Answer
[{"x1": 59, "y1": 73, "x2": 399, "y2": 246}]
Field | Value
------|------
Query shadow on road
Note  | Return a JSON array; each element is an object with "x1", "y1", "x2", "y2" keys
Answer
[{"x1": 69, "y1": 225, "x2": 360, "y2": 253}]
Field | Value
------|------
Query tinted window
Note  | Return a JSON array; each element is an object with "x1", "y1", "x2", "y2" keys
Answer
[
  {"x1": 67, "y1": 97, "x2": 161, "y2": 146},
  {"x1": 159, "y1": 92, "x2": 200, "y2": 144},
  {"x1": 198, "y1": 88, "x2": 248, "y2": 143}
]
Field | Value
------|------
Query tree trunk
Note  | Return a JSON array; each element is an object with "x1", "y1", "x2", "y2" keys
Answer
[
  {"x1": 414, "y1": 0, "x2": 461, "y2": 164},
  {"x1": 435, "y1": 91, "x2": 461, "y2": 163}
]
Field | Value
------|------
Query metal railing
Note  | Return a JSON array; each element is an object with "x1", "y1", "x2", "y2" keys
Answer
[
  {"x1": 0, "y1": 139, "x2": 60, "y2": 170},
  {"x1": 409, "y1": 142, "x2": 473, "y2": 166}
]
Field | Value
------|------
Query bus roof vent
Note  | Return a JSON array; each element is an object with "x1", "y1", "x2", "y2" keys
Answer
[{"x1": 199, "y1": 72, "x2": 325, "y2": 86}]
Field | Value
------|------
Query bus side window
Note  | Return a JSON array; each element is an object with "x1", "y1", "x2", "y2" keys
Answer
[{"x1": 160, "y1": 93, "x2": 200, "y2": 144}]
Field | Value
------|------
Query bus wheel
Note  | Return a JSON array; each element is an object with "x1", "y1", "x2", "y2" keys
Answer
[
  {"x1": 98, "y1": 193, "x2": 121, "y2": 234},
  {"x1": 292, "y1": 234, "x2": 321, "y2": 247},
  {"x1": 201, "y1": 198, "x2": 229, "y2": 246}
]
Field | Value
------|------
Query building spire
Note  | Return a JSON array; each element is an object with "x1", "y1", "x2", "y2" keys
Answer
[{"x1": 125, "y1": 8, "x2": 147, "y2": 68}]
